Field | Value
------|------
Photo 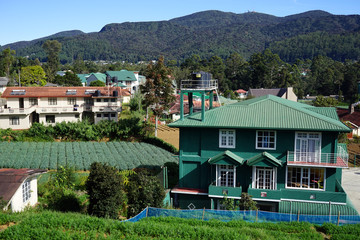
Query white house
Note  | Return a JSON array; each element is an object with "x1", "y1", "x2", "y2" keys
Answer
[
  {"x1": 0, "y1": 168, "x2": 46, "y2": 212},
  {"x1": 0, "y1": 86, "x2": 130, "y2": 129}
]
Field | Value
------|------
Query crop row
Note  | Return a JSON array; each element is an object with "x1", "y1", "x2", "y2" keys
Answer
[{"x1": 0, "y1": 142, "x2": 177, "y2": 170}]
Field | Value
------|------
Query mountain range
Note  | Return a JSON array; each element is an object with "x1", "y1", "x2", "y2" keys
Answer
[{"x1": 2, "y1": 10, "x2": 360, "y2": 63}]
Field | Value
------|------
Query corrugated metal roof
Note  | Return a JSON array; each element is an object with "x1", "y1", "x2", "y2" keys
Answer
[
  {"x1": 247, "y1": 152, "x2": 282, "y2": 167},
  {"x1": 76, "y1": 74, "x2": 90, "y2": 83},
  {"x1": 279, "y1": 200, "x2": 359, "y2": 215},
  {"x1": 208, "y1": 150, "x2": 245, "y2": 165},
  {"x1": 169, "y1": 95, "x2": 351, "y2": 132},
  {"x1": 106, "y1": 70, "x2": 137, "y2": 81}
]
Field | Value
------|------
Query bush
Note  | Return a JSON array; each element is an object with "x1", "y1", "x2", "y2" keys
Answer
[
  {"x1": 86, "y1": 162, "x2": 124, "y2": 219},
  {"x1": 143, "y1": 136, "x2": 178, "y2": 154},
  {"x1": 126, "y1": 169, "x2": 165, "y2": 218}
]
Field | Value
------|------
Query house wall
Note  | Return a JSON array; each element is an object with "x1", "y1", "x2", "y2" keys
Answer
[
  {"x1": 0, "y1": 114, "x2": 31, "y2": 129},
  {"x1": 9, "y1": 176, "x2": 38, "y2": 212},
  {"x1": 39, "y1": 113, "x2": 81, "y2": 125},
  {"x1": 178, "y1": 127, "x2": 341, "y2": 199}
]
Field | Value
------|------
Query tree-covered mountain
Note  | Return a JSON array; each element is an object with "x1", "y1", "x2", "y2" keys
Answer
[{"x1": 2, "y1": 10, "x2": 360, "y2": 63}]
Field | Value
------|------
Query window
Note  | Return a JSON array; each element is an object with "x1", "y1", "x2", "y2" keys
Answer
[
  {"x1": 67, "y1": 98, "x2": 76, "y2": 105},
  {"x1": 104, "y1": 98, "x2": 109, "y2": 102},
  {"x1": 253, "y1": 167, "x2": 276, "y2": 190},
  {"x1": 256, "y1": 131, "x2": 276, "y2": 149},
  {"x1": 75, "y1": 114, "x2": 80, "y2": 118},
  {"x1": 96, "y1": 99, "x2": 101, "y2": 102},
  {"x1": 295, "y1": 132, "x2": 321, "y2": 162},
  {"x1": 48, "y1": 98, "x2": 57, "y2": 105},
  {"x1": 111, "y1": 113, "x2": 116, "y2": 118},
  {"x1": 96, "y1": 113, "x2": 102, "y2": 118},
  {"x1": 46, "y1": 115, "x2": 55, "y2": 123},
  {"x1": 219, "y1": 129, "x2": 235, "y2": 148},
  {"x1": 216, "y1": 165, "x2": 236, "y2": 187},
  {"x1": 29, "y1": 98, "x2": 38, "y2": 106},
  {"x1": 287, "y1": 167, "x2": 325, "y2": 190},
  {"x1": 110, "y1": 98, "x2": 116, "y2": 102},
  {"x1": 84, "y1": 98, "x2": 94, "y2": 105},
  {"x1": 22, "y1": 179, "x2": 31, "y2": 203},
  {"x1": 104, "y1": 113, "x2": 109, "y2": 118},
  {"x1": 9, "y1": 117, "x2": 20, "y2": 125}
]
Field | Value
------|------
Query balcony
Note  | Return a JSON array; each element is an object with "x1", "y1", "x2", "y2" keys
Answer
[
  {"x1": 0, "y1": 106, "x2": 35, "y2": 115},
  {"x1": 36, "y1": 106, "x2": 83, "y2": 113},
  {"x1": 180, "y1": 79, "x2": 218, "y2": 90},
  {"x1": 208, "y1": 184, "x2": 242, "y2": 198},
  {"x1": 287, "y1": 146, "x2": 348, "y2": 168},
  {"x1": 92, "y1": 105, "x2": 121, "y2": 112}
]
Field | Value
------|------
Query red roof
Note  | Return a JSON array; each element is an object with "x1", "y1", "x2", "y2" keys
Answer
[
  {"x1": 2, "y1": 87, "x2": 130, "y2": 98},
  {"x1": 235, "y1": 89, "x2": 247, "y2": 94},
  {"x1": 337, "y1": 108, "x2": 360, "y2": 127},
  {"x1": 0, "y1": 168, "x2": 47, "y2": 202}
]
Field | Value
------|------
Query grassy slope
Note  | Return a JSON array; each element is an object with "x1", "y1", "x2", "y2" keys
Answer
[{"x1": 0, "y1": 210, "x2": 359, "y2": 239}]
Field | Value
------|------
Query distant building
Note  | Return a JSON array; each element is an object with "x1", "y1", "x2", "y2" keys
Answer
[
  {"x1": 0, "y1": 86, "x2": 130, "y2": 129},
  {"x1": 0, "y1": 77, "x2": 9, "y2": 93},
  {"x1": 248, "y1": 87, "x2": 297, "y2": 102}
]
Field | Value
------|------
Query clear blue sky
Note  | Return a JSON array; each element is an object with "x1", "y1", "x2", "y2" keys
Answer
[{"x1": 1, "y1": 0, "x2": 359, "y2": 46}]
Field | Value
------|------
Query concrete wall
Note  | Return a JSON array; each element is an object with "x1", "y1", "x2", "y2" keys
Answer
[
  {"x1": 0, "y1": 114, "x2": 31, "y2": 129},
  {"x1": 9, "y1": 176, "x2": 38, "y2": 212}
]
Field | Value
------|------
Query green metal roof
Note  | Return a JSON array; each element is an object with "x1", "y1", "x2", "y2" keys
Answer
[
  {"x1": 89, "y1": 73, "x2": 107, "y2": 82},
  {"x1": 246, "y1": 152, "x2": 282, "y2": 167},
  {"x1": 76, "y1": 74, "x2": 90, "y2": 83},
  {"x1": 279, "y1": 200, "x2": 359, "y2": 215},
  {"x1": 169, "y1": 95, "x2": 351, "y2": 132},
  {"x1": 208, "y1": 150, "x2": 245, "y2": 166},
  {"x1": 106, "y1": 70, "x2": 137, "y2": 81}
]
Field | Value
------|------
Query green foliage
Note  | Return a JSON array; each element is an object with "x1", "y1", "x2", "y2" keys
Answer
[
  {"x1": 19, "y1": 65, "x2": 47, "y2": 86},
  {"x1": 143, "y1": 136, "x2": 178, "y2": 154},
  {"x1": 238, "y1": 193, "x2": 258, "y2": 210},
  {"x1": 313, "y1": 95, "x2": 339, "y2": 107},
  {"x1": 39, "y1": 165, "x2": 83, "y2": 212},
  {"x1": 53, "y1": 71, "x2": 82, "y2": 86},
  {"x1": 89, "y1": 80, "x2": 105, "y2": 86},
  {"x1": 129, "y1": 91, "x2": 144, "y2": 112},
  {"x1": 126, "y1": 169, "x2": 165, "y2": 217},
  {"x1": 86, "y1": 162, "x2": 124, "y2": 219},
  {"x1": 42, "y1": 40, "x2": 62, "y2": 82}
]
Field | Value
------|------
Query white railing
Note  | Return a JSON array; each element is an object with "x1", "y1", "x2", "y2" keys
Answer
[
  {"x1": 92, "y1": 106, "x2": 121, "y2": 112},
  {"x1": 180, "y1": 79, "x2": 218, "y2": 90},
  {"x1": 36, "y1": 106, "x2": 82, "y2": 113},
  {"x1": 287, "y1": 147, "x2": 348, "y2": 168},
  {"x1": 0, "y1": 106, "x2": 35, "y2": 115}
]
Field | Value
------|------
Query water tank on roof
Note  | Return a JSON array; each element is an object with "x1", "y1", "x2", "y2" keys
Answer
[
  {"x1": 106, "y1": 76, "x2": 111, "y2": 86},
  {"x1": 94, "y1": 90, "x2": 101, "y2": 97},
  {"x1": 112, "y1": 76, "x2": 118, "y2": 83},
  {"x1": 192, "y1": 71, "x2": 212, "y2": 88},
  {"x1": 113, "y1": 90, "x2": 118, "y2": 97}
]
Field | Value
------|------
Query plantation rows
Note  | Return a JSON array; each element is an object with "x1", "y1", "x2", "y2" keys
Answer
[{"x1": 0, "y1": 142, "x2": 177, "y2": 170}]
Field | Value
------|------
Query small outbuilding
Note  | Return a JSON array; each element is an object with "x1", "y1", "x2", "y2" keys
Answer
[{"x1": 0, "y1": 168, "x2": 46, "y2": 212}]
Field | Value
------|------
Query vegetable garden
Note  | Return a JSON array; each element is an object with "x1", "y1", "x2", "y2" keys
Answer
[{"x1": 0, "y1": 142, "x2": 177, "y2": 170}]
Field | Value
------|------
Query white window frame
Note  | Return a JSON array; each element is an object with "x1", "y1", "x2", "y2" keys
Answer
[
  {"x1": 256, "y1": 130, "x2": 276, "y2": 150},
  {"x1": 219, "y1": 129, "x2": 236, "y2": 148},
  {"x1": 22, "y1": 179, "x2": 31, "y2": 203},
  {"x1": 216, "y1": 164, "x2": 236, "y2": 187},
  {"x1": 252, "y1": 166, "x2": 277, "y2": 190},
  {"x1": 294, "y1": 132, "x2": 321, "y2": 162},
  {"x1": 46, "y1": 115, "x2": 55, "y2": 123},
  {"x1": 48, "y1": 98, "x2": 57, "y2": 105},
  {"x1": 286, "y1": 166, "x2": 326, "y2": 191},
  {"x1": 29, "y1": 98, "x2": 38, "y2": 106},
  {"x1": 9, "y1": 117, "x2": 20, "y2": 125}
]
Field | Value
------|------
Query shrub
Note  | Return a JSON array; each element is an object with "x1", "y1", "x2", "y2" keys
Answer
[
  {"x1": 143, "y1": 136, "x2": 178, "y2": 154},
  {"x1": 86, "y1": 162, "x2": 124, "y2": 219},
  {"x1": 126, "y1": 169, "x2": 165, "y2": 218}
]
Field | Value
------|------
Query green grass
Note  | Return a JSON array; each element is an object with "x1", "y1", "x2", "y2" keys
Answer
[{"x1": 0, "y1": 210, "x2": 359, "y2": 239}]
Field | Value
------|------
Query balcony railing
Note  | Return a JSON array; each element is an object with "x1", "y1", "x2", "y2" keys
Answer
[
  {"x1": 180, "y1": 79, "x2": 218, "y2": 90},
  {"x1": 0, "y1": 106, "x2": 35, "y2": 115},
  {"x1": 92, "y1": 106, "x2": 121, "y2": 112},
  {"x1": 36, "y1": 106, "x2": 82, "y2": 113},
  {"x1": 208, "y1": 184, "x2": 242, "y2": 198},
  {"x1": 287, "y1": 147, "x2": 348, "y2": 168}
]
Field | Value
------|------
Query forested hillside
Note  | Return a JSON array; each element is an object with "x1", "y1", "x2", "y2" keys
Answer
[{"x1": 2, "y1": 10, "x2": 360, "y2": 63}]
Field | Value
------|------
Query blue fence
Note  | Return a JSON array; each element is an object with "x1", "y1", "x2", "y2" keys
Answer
[{"x1": 123, "y1": 207, "x2": 360, "y2": 225}]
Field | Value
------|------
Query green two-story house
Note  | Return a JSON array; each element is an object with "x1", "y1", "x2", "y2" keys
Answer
[{"x1": 169, "y1": 94, "x2": 358, "y2": 215}]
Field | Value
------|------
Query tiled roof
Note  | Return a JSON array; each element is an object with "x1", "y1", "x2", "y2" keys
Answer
[
  {"x1": 235, "y1": 89, "x2": 247, "y2": 94},
  {"x1": 2, "y1": 87, "x2": 130, "y2": 98},
  {"x1": 169, "y1": 95, "x2": 351, "y2": 132},
  {"x1": 337, "y1": 108, "x2": 360, "y2": 127},
  {"x1": 0, "y1": 168, "x2": 46, "y2": 202},
  {"x1": 248, "y1": 88, "x2": 286, "y2": 97},
  {"x1": 106, "y1": 70, "x2": 137, "y2": 81}
]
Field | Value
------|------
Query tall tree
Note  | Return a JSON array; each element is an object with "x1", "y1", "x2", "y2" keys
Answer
[
  {"x1": 224, "y1": 53, "x2": 248, "y2": 89},
  {"x1": 0, "y1": 48, "x2": 16, "y2": 77},
  {"x1": 20, "y1": 66, "x2": 47, "y2": 86},
  {"x1": 141, "y1": 56, "x2": 175, "y2": 137},
  {"x1": 42, "y1": 40, "x2": 62, "y2": 82}
]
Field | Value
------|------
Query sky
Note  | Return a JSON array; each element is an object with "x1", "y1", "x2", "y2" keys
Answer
[{"x1": 1, "y1": 0, "x2": 360, "y2": 46}]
